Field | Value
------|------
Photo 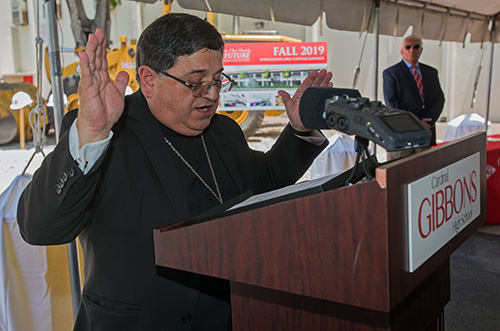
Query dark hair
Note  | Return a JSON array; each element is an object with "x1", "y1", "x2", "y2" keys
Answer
[{"x1": 136, "y1": 13, "x2": 224, "y2": 84}]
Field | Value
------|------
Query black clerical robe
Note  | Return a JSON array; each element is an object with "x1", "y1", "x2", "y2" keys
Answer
[{"x1": 17, "y1": 90, "x2": 327, "y2": 330}]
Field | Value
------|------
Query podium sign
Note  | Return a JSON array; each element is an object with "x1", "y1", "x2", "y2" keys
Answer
[{"x1": 407, "y1": 152, "x2": 481, "y2": 272}]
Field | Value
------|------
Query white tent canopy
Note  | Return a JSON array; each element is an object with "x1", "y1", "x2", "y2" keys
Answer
[{"x1": 176, "y1": 0, "x2": 500, "y2": 43}]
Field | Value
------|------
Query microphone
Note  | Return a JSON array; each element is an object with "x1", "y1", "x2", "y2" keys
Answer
[
  {"x1": 299, "y1": 87, "x2": 362, "y2": 130},
  {"x1": 299, "y1": 87, "x2": 431, "y2": 151}
]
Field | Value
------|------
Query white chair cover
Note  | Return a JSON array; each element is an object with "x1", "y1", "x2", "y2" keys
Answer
[
  {"x1": 0, "y1": 175, "x2": 75, "y2": 331},
  {"x1": 443, "y1": 113, "x2": 490, "y2": 142},
  {"x1": 310, "y1": 133, "x2": 358, "y2": 179}
]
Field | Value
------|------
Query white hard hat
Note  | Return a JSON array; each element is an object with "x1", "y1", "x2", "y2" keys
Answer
[
  {"x1": 125, "y1": 86, "x2": 134, "y2": 96},
  {"x1": 10, "y1": 91, "x2": 33, "y2": 110},
  {"x1": 47, "y1": 93, "x2": 69, "y2": 107}
]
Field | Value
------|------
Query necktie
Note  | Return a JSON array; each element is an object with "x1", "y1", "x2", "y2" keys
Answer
[{"x1": 412, "y1": 65, "x2": 424, "y2": 101}]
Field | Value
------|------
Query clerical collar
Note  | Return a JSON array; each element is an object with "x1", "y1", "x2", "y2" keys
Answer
[
  {"x1": 156, "y1": 120, "x2": 211, "y2": 140},
  {"x1": 158, "y1": 121, "x2": 186, "y2": 138}
]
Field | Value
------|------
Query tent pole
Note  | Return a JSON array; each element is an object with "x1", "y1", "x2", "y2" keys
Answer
[
  {"x1": 372, "y1": 0, "x2": 380, "y2": 156},
  {"x1": 233, "y1": 15, "x2": 240, "y2": 35},
  {"x1": 44, "y1": 0, "x2": 64, "y2": 139},
  {"x1": 66, "y1": 241, "x2": 81, "y2": 318},
  {"x1": 485, "y1": 19, "x2": 496, "y2": 131},
  {"x1": 373, "y1": 0, "x2": 380, "y2": 101},
  {"x1": 44, "y1": 0, "x2": 81, "y2": 319}
]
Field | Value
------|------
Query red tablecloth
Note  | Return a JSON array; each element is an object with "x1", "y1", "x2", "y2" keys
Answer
[{"x1": 486, "y1": 134, "x2": 500, "y2": 224}]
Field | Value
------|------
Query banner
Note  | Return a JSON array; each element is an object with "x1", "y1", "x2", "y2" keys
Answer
[
  {"x1": 223, "y1": 42, "x2": 328, "y2": 67},
  {"x1": 219, "y1": 42, "x2": 328, "y2": 111}
]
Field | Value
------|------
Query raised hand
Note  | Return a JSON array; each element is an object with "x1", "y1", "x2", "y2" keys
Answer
[
  {"x1": 77, "y1": 28, "x2": 130, "y2": 147},
  {"x1": 277, "y1": 69, "x2": 333, "y2": 132}
]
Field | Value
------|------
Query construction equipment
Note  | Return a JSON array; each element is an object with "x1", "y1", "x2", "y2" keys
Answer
[
  {"x1": 42, "y1": 35, "x2": 139, "y2": 132},
  {"x1": 45, "y1": 35, "x2": 139, "y2": 111}
]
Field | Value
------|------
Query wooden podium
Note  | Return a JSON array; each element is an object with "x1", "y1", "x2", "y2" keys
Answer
[{"x1": 154, "y1": 132, "x2": 486, "y2": 330}]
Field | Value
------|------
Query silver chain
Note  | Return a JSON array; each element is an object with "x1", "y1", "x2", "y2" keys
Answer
[
  {"x1": 32, "y1": 0, "x2": 46, "y2": 153},
  {"x1": 163, "y1": 134, "x2": 223, "y2": 204}
]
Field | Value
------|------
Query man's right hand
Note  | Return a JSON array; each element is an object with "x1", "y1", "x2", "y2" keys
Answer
[
  {"x1": 77, "y1": 28, "x2": 130, "y2": 147},
  {"x1": 422, "y1": 118, "x2": 432, "y2": 129}
]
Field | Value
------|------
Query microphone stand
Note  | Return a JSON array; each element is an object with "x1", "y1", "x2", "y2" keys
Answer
[{"x1": 345, "y1": 136, "x2": 379, "y2": 186}]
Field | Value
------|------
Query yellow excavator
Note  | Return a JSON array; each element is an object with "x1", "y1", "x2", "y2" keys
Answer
[
  {"x1": 44, "y1": 35, "x2": 139, "y2": 113},
  {"x1": 0, "y1": 33, "x2": 138, "y2": 146}
]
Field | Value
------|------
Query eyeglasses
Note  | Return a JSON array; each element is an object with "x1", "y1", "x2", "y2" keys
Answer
[
  {"x1": 404, "y1": 44, "x2": 421, "y2": 50},
  {"x1": 161, "y1": 71, "x2": 235, "y2": 97}
]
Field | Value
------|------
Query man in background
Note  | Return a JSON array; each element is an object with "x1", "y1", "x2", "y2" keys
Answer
[{"x1": 383, "y1": 35, "x2": 445, "y2": 160}]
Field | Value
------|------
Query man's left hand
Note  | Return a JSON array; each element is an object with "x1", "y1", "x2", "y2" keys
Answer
[{"x1": 278, "y1": 69, "x2": 333, "y2": 132}]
